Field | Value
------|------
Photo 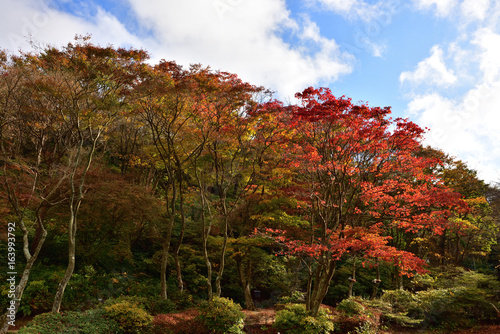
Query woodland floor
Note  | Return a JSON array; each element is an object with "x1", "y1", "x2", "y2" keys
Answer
[
  {"x1": 7, "y1": 308, "x2": 500, "y2": 333},
  {"x1": 242, "y1": 308, "x2": 500, "y2": 334}
]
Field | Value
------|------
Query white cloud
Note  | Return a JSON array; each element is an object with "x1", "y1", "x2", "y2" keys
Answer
[
  {"x1": 311, "y1": 0, "x2": 393, "y2": 22},
  {"x1": 0, "y1": 0, "x2": 353, "y2": 100},
  {"x1": 460, "y1": 0, "x2": 490, "y2": 21},
  {"x1": 403, "y1": 28, "x2": 500, "y2": 184},
  {"x1": 472, "y1": 28, "x2": 500, "y2": 82},
  {"x1": 127, "y1": 0, "x2": 353, "y2": 99},
  {"x1": 407, "y1": 84, "x2": 500, "y2": 184},
  {"x1": 400, "y1": 45, "x2": 457, "y2": 87},
  {"x1": 313, "y1": 0, "x2": 374, "y2": 20},
  {"x1": 0, "y1": 0, "x2": 146, "y2": 52},
  {"x1": 412, "y1": 0, "x2": 458, "y2": 17}
]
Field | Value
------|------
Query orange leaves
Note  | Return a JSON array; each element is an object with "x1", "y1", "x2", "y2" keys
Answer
[{"x1": 258, "y1": 86, "x2": 468, "y2": 278}]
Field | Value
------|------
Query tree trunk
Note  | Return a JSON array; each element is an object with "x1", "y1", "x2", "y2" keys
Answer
[
  {"x1": 0, "y1": 220, "x2": 47, "y2": 333},
  {"x1": 215, "y1": 212, "x2": 229, "y2": 297},
  {"x1": 160, "y1": 214, "x2": 175, "y2": 299},
  {"x1": 308, "y1": 258, "x2": 337, "y2": 317},
  {"x1": 202, "y1": 207, "x2": 213, "y2": 301},
  {"x1": 52, "y1": 132, "x2": 99, "y2": 312},
  {"x1": 440, "y1": 228, "x2": 448, "y2": 266},
  {"x1": 371, "y1": 260, "x2": 381, "y2": 300},
  {"x1": 348, "y1": 257, "x2": 356, "y2": 298},
  {"x1": 304, "y1": 260, "x2": 314, "y2": 311},
  {"x1": 195, "y1": 168, "x2": 214, "y2": 301},
  {"x1": 173, "y1": 177, "x2": 186, "y2": 294},
  {"x1": 237, "y1": 253, "x2": 255, "y2": 311},
  {"x1": 52, "y1": 216, "x2": 76, "y2": 312}
]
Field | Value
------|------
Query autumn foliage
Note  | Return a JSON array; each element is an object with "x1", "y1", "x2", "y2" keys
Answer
[
  {"x1": 2, "y1": 38, "x2": 496, "y2": 333},
  {"x1": 257, "y1": 87, "x2": 467, "y2": 314}
]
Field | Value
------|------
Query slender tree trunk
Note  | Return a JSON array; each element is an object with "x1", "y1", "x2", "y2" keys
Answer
[
  {"x1": 440, "y1": 228, "x2": 448, "y2": 266},
  {"x1": 160, "y1": 226, "x2": 173, "y2": 300},
  {"x1": 173, "y1": 252, "x2": 183, "y2": 294},
  {"x1": 201, "y1": 196, "x2": 213, "y2": 301},
  {"x1": 194, "y1": 165, "x2": 214, "y2": 301},
  {"x1": 52, "y1": 215, "x2": 76, "y2": 312},
  {"x1": 348, "y1": 256, "x2": 356, "y2": 298},
  {"x1": 371, "y1": 259, "x2": 381, "y2": 300},
  {"x1": 236, "y1": 253, "x2": 255, "y2": 311},
  {"x1": 53, "y1": 131, "x2": 100, "y2": 312},
  {"x1": 397, "y1": 269, "x2": 404, "y2": 290},
  {"x1": 304, "y1": 260, "x2": 314, "y2": 311},
  {"x1": 0, "y1": 219, "x2": 47, "y2": 334},
  {"x1": 215, "y1": 213, "x2": 229, "y2": 297},
  {"x1": 173, "y1": 177, "x2": 186, "y2": 294}
]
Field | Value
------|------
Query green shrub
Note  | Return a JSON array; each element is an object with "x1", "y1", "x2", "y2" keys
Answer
[
  {"x1": 18, "y1": 280, "x2": 54, "y2": 316},
  {"x1": 278, "y1": 291, "x2": 305, "y2": 304},
  {"x1": 103, "y1": 295, "x2": 149, "y2": 308},
  {"x1": 104, "y1": 300, "x2": 153, "y2": 334},
  {"x1": 352, "y1": 321, "x2": 378, "y2": 334},
  {"x1": 101, "y1": 294, "x2": 177, "y2": 315},
  {"x1": 334, "y1": 298, "x2": 380, "y2": 333},
  {"x1": 18, "y1": 309, "x2": 122, "y2": 334},
  {"x1": 170, "y1": 291, "x2": 196, "y2": 310},
  {"x1": 273, "y1": 304, "x2": 335, "y2": 334},
  {"x1": 17, "y1": 312, "x2": 65, "y2": 334},
  {"x1": 379, "y1": 312, "x2": 423, "y2": 328},
  {"x1": 418, "y1": 286, "x2": 497, "y2": 328},
  {"x1": 148, "y1": 297, "x2": 177, "y2": 315},
  {"x1": 380, "y1": 289, "x2": 417, "y2": 313},
  {"x1": 196, "y1": 297, "x2": 246, "y2": 334},
  {"x1": 379, "y1": 271, "x2": 500, "y2": 330},
  {"x1": 337, "y1": 298, "x2": 365, "y2": 316}
]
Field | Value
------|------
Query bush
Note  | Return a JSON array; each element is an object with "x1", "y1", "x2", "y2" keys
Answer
[
  {"x1": 379, "y1": 271, "x2": 500, "y2": 330},
  {"x1": 277, "y1": 291, "x2": 305, "y2": 304},
  {"x1": 196, "y1": 297, "x2": 246, "y2": 334},
  {"x1": 352, "y1": 321, "x2": 378, "y2": 334},
  {"x1": 17, "y1": 280, "x2": 54, "y2": 316},
  {"x1": 104, "y1": 300, "x2": 153, "y2": 334},
  {"x1": 148, "y1": 297, "x2": 177, "y2": 315},
  {"x1": 380, "y1": 290, "x2": 417, "y2": 313},
  {"x1": 336, "y1": 298, "x2": 365, "y2": 316},
  {"x1": 273, "y1": 304, "x2": 335, "y2": 334},
  {"x1": 101, "y1": 294, "x2": 176, "y2": 315},
  {"x1": 103, "y1": 295, "x2": 149, "y2": 308},
  {"x1": 334, "y1": 298, "x2": 380, "y2": 333},
  {"x1": 418, "y1": 286, "x2": 498, "y2": 328},
  {"x1": 18, "y1": 309, "x2": 122, "y2": 334}
]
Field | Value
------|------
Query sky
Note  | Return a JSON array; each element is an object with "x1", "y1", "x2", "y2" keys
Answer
[{"x1": 1, "y1": 0, "x2": 499, "y2": 184}]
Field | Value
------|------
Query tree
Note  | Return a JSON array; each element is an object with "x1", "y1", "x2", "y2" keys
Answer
[
  {"x1": 18, "y1": 37, "x2": 149, "y2": 312},
  {"x1": 0, "y1": 51, "x2": 69, "y2": 333},
  {"x1": 185, "y1": 67, "x2": 264, "y2": 299},
  {"x1": 262, "y1": 87, "x2": 465, "y2": 316},
  {"x1": 134, "y1": 60, "x2": 203, "y2": 299},
  {"x1": 414, "y1": 147, "x2": 494, "y2": 266}
]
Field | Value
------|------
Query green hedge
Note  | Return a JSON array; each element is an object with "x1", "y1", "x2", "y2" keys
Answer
[
  {"x1": 17, "y1": 309, "x2": 122, "y2": 334},
  {"x1": 196, "y1": 297, "x2": 246, "y2": 334},
  {"x1": 274, "y1": 304, "x2": 335, "y2": 334}
]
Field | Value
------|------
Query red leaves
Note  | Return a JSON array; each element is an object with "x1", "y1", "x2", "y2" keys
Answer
[{"x1": 257, "y1": 86, "x2": 467, "y2": 277}]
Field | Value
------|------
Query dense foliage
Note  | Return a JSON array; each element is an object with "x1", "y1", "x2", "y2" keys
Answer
[{"x1": 1, "y1": 38, "x2": 499, "y2": 333}]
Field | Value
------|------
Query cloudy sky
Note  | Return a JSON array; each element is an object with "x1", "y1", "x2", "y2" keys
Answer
[{"x1": 1, "y1": 0, "x2": 499, "y2": 184}]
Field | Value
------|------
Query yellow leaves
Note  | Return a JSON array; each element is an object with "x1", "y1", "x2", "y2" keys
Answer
[{"x1": 465, "y1": 197, "x2": 488, "y2": 206}]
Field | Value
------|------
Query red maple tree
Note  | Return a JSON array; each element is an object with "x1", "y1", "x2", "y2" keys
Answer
[{"x1": 260, "y1": 87, "x2": 466, "y2": 315}]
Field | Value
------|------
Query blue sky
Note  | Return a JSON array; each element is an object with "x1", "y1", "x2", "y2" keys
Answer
[{"x1": 1, "y1": 0, "x2": 499, "y2": 184}]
